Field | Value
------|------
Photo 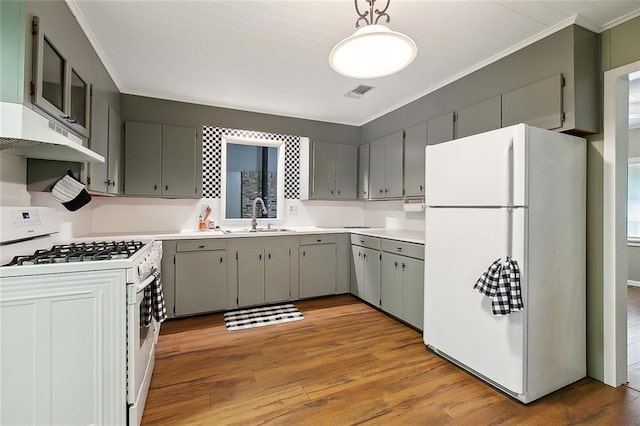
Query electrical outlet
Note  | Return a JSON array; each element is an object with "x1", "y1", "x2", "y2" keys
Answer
[{"x1": 289, "y1": 205, "x2": 298, "y2": 216}]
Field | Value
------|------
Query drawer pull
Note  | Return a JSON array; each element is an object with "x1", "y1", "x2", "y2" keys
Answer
[
  {"x1": 317, "y1": 239, "x2": 322, "y2": 242},
  {"x1": 396, "y1": 247, "x2": 402, "y2": 251},
  {"x1": 198, "y1": 245, "x2": 205, "y2": 249}
]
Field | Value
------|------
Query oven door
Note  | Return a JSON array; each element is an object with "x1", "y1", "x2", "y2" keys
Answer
[{"x1": 127, "y1": 274, "x2": 158, "y2": 426}]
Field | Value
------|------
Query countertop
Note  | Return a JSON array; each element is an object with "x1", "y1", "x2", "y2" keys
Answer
[{"x1": 76, "y1": 227, "x2": 425, "y2": 245}]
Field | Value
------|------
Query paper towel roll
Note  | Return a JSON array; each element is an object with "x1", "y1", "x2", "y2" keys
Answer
[{"x1": 403, "y1": 201, "x2": 424, "y2": 212}]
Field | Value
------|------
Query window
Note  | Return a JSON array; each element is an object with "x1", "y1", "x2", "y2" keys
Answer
[
  {"x1": 629, "y1": 158, "x2": 640, "y2": 240},
  {"x1": 220, "y1": 135, "x2": 284, "y2": 221}
]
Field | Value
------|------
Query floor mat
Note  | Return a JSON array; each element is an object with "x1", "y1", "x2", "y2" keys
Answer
[{"x1": 223, "y1": 303, "x2": 304, "y2": 331}]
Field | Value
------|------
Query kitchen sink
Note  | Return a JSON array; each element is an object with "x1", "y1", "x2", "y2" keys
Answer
[{"x1": 222, "y1": 228, "x2": 292, "y2": 234}]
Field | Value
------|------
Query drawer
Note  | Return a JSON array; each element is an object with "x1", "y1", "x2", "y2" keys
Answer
[
  {"x1": 380, "y1": 239, "x2": 424, "y2": 260},
  {"x1": 176, "y1": 240, "x2": 226, "y2": 252},
  {"x1": 350, "y1": 234, "x2": 380, "y2": 250},
  {"x1": 300, "y1": 234, "x2": 336, "y2": 245}
]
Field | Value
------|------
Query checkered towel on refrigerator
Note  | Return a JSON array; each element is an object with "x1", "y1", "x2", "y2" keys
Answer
[
  {"x1": 474, "y1": 257, "x2": 523, "y2": 316},
  {"x1": 142, "y1": 269, "x2": 167, "y2": 327}
]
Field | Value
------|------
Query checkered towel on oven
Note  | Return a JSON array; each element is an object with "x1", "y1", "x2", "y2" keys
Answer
[
  {"x1": 474, "y1": 257, "x2": 523, "y2": 316},
  {"x1": 142, "y1": 269, "x2": 167, "y2": 327}
]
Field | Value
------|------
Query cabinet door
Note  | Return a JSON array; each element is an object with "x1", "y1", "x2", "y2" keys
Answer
[
  {"x1": 238, "y1": 249, "x2": 265, "y2": 307},
  {"x1": 265, "y1": 248, "x2": 290, "y2": 304},
  {"x1": 87, "y1": 98, "x2": 109, "y2": 193},
  {"x1": 358, "y1": 144, "x2": 370, "y2": 199},
  {"x1": 402, "y1": 256, "x2": 424, "y2": 330},
  {"x1": 385, "y1": 132, "x2": 404, "y2": 198},
  {"x1": 124, "y1": 122, "x2": 162, "y2": 196},
  {"x1": 107, "y1": 107, "x2": 122, "y2": 194},
  {"x1": 369, "y1": 138, "x2": 387, "y2": 199},
  {"x1": 404, "y1": 122, "x2": 427, "y2": 197},
  {"x1": 501, "y1": 73, "x2": 563, "y2": 130},
  {"x1": 363, "y1": 247, "x2": 381, "y2": 306},
  {"x1": 381, "y1": 253, "x2": 402, "y2": 317},
  {"x1": 351, "y1": 245, "x2": 365, "y2": 297},
  {"x1": 335, "y1": 144, "x2": 357, "y2": 199},
  {"x1": 175, "y1": 250, "x2": 227, "y2": 315},
  {"x1": 312, "y1": 141, "x2": 336, "y2": 199},
  {"x1": 456, "y1": 96, "x2": 501, "y2": 139},
  {"x1": 427, "y1": 112, "x2": 454, "y2": 145},
  {"x1": 162, "y1": 125, "x2": 197, "y2": 197},
  {"x1": 299, "y1": 244, "x2": 336, "y2": 298}
]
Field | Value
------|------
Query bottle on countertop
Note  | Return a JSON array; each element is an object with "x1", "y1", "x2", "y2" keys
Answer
[{"x1": 198, "y1": 214, "x2": 206, "y2": 231}]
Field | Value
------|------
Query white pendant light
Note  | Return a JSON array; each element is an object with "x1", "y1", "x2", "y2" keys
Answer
[{"x1": 329, "y1": 0, "x2": 417, "y2": 79}]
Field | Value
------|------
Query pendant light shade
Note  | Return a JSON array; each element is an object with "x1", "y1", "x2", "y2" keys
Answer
[{"x1": 329, "y1": 0, "x2": 417, "y2": 79}]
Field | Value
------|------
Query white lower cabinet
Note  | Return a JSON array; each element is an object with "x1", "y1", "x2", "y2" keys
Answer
[
  {"x1": 380, "y1": 240, "x2": 425, "y2": 330},
  {"x1": 174, "y1": 240, "x2": 228, "y2": 316},
  {"x1": 0, "y1": 270, "x2": 127, "y2": 425},
  {"x1": 299, "y1": 235, "x2": 336, "y2": 298}
]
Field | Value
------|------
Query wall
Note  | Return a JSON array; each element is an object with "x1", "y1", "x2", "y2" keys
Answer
[{"x1": 630, "y1": 128, "x2": 640, "y2": 284}]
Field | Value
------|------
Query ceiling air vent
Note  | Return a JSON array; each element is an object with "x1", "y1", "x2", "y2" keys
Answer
[{"x1": 344, "y1": 85, "x2": 374, "y2": 99}]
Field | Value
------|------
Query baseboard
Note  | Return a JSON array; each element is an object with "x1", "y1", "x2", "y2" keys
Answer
[{"x1": 629, "y1": 280, "x2": 640, "y2": 287}]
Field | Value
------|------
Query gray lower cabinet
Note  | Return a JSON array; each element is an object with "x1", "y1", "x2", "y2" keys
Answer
[
  {"x1": 456, "y1": 96, "x2": 502, "y2": 139},
  {"x1": 175, "y1": 246, "x2": 227, "y2": 316},
  {"x1": 379, "y1": 239, "x2": 425, "y2": 330},
  {"x1": 350, "y1": 235, "x2": 381, "y2": 306},
  {"x1": 299, "y1": 235, "x2": 336, "y2": 298},
  {"x1": 229, "y1": 236, "x2": 297, "y2": 307},
  {"x1": 124, "y1": 121, "x2": 197, "y2": 197},
  {"x1": 370, "y1": 131, "x2": 403, "y2": 199},
  {"x1": 403, "y1": 122, "x2": 427, "y2": 197}
]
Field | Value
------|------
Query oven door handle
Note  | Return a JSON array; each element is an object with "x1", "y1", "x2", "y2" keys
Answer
[{"x1": 128, "y1": 273, "x2": 156, "y2": 304}]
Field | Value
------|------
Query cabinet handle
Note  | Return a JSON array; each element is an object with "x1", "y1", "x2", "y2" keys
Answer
[
  {"x1": 379, "y1": 188, "x2": 384, "y2": 194},
  {"x1": 360, "y1": 240, "x2": 365, "y2": 243},
  {"x1": 165, "y1": 185, "x2": 168, "y2": 191},
  {"x1": 358, "y1": 252, "x2": 362, "y2": 258},
  {"x1": 363, "y1": 253, "x2": 367, "y2": 259},
  {"x1": 338, "y1": 190, "x2": 341, "y2": 195},
  {"x1": 402, "y1": 263, "x2": 406, "y2": 270},
  {"x1": 259, "y1": 254, "x2": 262, "y2": 260},
  {"x1": 385, "y1": 188, "x2": 389, "y2": 193},
  {"x1": 317, "y1": 239, "x2": 322, "y2": 242},
  {"x1": 219, "y1": 257, "x2": 223, "y2": 264},
  {"x1": 419, "y1": 184, "x2": 424, "y2": 192},
  {"x1": 302, "y1": 251, "x2": 306, "y2": 257},
  {"x1": 396, "y1": 247, "x2": 402, "y2": 251},
  {"x1": 154, "y1": 185, "x2": 157, "y2": 190},
  {"x1": 198, "y1": 245, "x2": 205, "y2": 249},
  {"x1": 268, "y1": 253, "x2": 271, "y2": 260},
  {"x1": 331, "y1": 190, "x2": 334, "y2": 195}
]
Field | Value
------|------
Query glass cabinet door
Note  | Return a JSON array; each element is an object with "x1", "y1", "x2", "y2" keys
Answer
[
  {"x1": 70, "y1": 68, "x2": 89, "y2": 130},
  {"x1": 41, "y1": 38, "x2": 65, "y2": 112}
]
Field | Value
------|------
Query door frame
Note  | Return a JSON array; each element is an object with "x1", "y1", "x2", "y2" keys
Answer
[{"x1": 603, "y1": 59, "x2": 640, "y2": 386}]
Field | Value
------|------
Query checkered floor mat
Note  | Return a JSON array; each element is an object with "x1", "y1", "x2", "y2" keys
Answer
[{"x1": 223, "y1": 303, "x2": 304, "y2": 331}]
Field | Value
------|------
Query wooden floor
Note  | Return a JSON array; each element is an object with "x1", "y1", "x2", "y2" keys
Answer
[
  {"x1": 629, "y1": 286, "x2": 640, "y2": 391},
  {"x1": 143, "y1": 295, "x2": 640, "y2": 425}
]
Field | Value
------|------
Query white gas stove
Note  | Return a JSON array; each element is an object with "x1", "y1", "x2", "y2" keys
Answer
[{"x1": 0, "y1": 206, "x2": 162, "y2": 425}]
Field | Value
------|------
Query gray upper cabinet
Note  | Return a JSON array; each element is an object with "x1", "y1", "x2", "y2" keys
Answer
[
  {"x1": 358, "y1": 144, "x2": 370, "y2": 200},
  {"x1": 162, "y1": 125, "x2": 197, "y2": 197},
  {"x1": 456, "y1": 96, "x2": 502, "y2": 139},
  {"x1": 308, "y1": 141, "x2": 357, "y2": 200},
  {"x1": 124, "y1": 121, "x2": 197, "y2": 197},
  {"x1": 403, "y1": 122, "x2": 427, "y2": 197},
  {"x1": 312, "y1": 141, "x2": 336, "y2": 199},
  {"x1": 31, "y1": 16, "x2": 91, "y2": 138},
  {"x1": 427, "y1": 112, "x2": 455, "y2": 145},
  {"x1": 89, "y1": 106, "x2": 121, "y2": 194},
  {"x1": 335, "y1": 144, "x2": 357, "y2": 199},
  {"x1": 501, "y1": 73, "x2": 563, "y2": 130},
  {"x1": 370, "y1": 131, "x2": 404, "y2": 199}
]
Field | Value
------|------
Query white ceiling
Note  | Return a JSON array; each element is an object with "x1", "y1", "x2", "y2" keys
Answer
[{"x1": 66, "y1": 0, "x2": 640, "y2": 126}]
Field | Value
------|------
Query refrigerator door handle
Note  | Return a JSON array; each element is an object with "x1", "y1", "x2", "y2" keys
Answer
[{"x1": 505, "y1": 138, "x2": 514, "y2": 258}]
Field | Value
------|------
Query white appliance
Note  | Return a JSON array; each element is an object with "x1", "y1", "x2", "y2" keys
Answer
[
  {"x1": 0, "y1": 207, "x2": 161, "y2": 425},
  {"x1": 423, "y1": 124, "x2": 586, "y2": 403}
]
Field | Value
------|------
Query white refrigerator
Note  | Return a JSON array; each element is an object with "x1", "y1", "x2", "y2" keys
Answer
[{"x1": 423, "y1": 123, "x2": 586, "y2": 403}]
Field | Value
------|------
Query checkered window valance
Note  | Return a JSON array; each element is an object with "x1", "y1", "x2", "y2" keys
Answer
[{"x1": 202, "y1": 126, "x2": 301, "y2": 199}]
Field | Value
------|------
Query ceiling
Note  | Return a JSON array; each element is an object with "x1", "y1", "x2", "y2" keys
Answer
[{"x1": 66, "y1": 1, "x2": 640, "y2": 127}]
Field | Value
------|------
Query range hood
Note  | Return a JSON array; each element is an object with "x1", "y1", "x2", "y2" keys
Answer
[{"x1": 0, "y1": 102, "x2": 105, "y2": 163}]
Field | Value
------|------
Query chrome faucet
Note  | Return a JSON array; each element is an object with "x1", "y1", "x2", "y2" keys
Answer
[{"x1": 251, "y1": 197, "x2": 267, "y2": 230}]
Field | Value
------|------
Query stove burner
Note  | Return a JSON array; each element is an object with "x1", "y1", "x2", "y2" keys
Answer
[{"x1": 4, "y1": 240, "x2": 146, "y2": 266}]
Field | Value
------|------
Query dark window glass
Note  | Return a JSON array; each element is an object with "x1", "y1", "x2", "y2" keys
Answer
[
  {"x1": 70, "y1": 69, "x2": 86, "y2": 126},
  {"x1": 42, "y1": 38, "x2": 64, "y2": 111}
]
